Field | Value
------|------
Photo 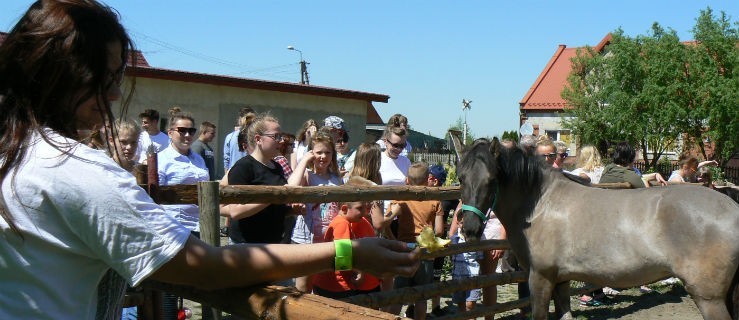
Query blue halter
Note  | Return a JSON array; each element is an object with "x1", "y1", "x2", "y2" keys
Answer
[{"x1": 461, "y1": 183, "x2": 498, "y2": 223}]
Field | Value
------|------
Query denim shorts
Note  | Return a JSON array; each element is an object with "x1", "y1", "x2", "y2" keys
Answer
[
  {"x1": 394, "y1": 260, "x2": 434, "y2": 288},
  {"x1": 452, "y1": 287, "x2": 481, "y2": 304}
]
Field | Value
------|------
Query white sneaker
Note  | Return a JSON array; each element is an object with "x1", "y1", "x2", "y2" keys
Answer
[
  {"x1": 661, "y1": 277, "x2": 680, "y2": 285},
  {"x1": 602, "y1": 287, "x2": 620, "y2": 296}
]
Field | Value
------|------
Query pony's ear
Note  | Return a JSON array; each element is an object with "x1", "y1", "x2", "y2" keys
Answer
[
  {"x1": 490, "y1": 137, "x2": 501, "y2": 158},
  {"x1": 447, "y1": 130, "x2": 465, "y2": 164}
]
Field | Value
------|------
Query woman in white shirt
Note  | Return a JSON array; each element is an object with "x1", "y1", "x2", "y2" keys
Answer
[
  {"x1": 571, "y1": 145, "x2": 604, "y2": 184},
  {"x1": 157, "y1": 107, "x2": 210, "y2": 234},
  {"x1": 0, "y1": 2, "x2": 419, "y2": 318}
]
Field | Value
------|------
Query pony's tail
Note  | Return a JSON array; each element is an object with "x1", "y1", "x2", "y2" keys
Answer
[{"x1": 727, "y1": 264, "x2": 739, "y2": 319}]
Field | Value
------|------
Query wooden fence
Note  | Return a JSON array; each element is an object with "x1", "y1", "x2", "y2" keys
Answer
[
  {"x1": 725, "y1": 165, "x2": 739, "y2": 185},
  {"x1": 139, "y1": 181, "x2": 635, "y2": 319},
  {"x1": 634, "y1": 160, "x2": 739, "y2": 185},
  {"x1": 410, "y1": 152, "x2": 458, "y2": 166}
]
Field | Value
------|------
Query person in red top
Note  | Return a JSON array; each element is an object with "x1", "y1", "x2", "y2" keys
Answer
[{"x1": 313, "y1": 179, "x2": 382, "y2": 299}]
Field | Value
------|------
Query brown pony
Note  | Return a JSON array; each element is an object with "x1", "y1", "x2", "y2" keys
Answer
[{"x1": 458, "y1": 138, "x2": 739, "y2": 320}]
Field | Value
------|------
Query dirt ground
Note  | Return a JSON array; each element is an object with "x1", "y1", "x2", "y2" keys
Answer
[
  {"x1": 184, "y1": 280, "x2": 702, "y2": 319},
  {"x1": 461, "y1": 281, "x2": 701, "y2": 320}
]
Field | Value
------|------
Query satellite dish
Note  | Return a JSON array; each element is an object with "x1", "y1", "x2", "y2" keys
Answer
[{"x1": 519, "y1": 121, "x2": 534, "y2": 136}]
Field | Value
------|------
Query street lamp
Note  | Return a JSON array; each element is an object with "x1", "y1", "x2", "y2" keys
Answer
[{"x1": 287, "y1": 45, "x2": 310, "y2": 85}]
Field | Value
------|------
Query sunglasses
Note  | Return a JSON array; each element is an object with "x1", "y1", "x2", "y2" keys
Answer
[
  {"x1": 385, "y1": 139, "x2": 407, "y2": 150},
  {"x1": 336, "y1": 139, "x2": 347, "y2": 144},
  {"x1": 541, "y1": 152, "x2": 568, "y2": 159},
  {"x1": 261, "y1": 133, "x2": 284, "y2": 141},
  {"x1": 172, "y1": 127, "x2": 197, "y2": 136}
]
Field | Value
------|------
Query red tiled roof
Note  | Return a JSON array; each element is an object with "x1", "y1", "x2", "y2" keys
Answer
[
  {"x1": 0, "y1": 31, "x2": 388, "y2": 103},
  {"x1": 519, "y1": 45, "x2": 579, "y2": 111},
  {"x1": 129, "y1": 50, "x2": 150, "y2": 67},
  {"x1": 520, "y1": 34, "x2": 612, "y2": 111}
]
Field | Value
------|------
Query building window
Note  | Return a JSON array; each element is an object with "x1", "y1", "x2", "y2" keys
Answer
[{"x1": 545, "y1": 130, "x2": 571, "y2": 146}]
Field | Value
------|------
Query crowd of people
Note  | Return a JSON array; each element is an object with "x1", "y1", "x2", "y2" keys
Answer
[{"x1": 1, "y1": 2, "x2": 728, "y2": 320}]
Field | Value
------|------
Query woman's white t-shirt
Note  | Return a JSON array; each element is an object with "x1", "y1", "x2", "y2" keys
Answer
[{"x1": 0, "y1": 129, "x2": 190, "y2": 319}]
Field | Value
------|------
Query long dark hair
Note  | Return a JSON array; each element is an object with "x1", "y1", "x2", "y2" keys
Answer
[{"x1": 0, "y1": 0, "x2": 134, "y2": 235}]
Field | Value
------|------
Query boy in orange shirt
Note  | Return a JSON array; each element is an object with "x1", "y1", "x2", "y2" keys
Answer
[
  {"x1": 312, "y1": 181, "x2": 381, "y2": 299},
  {"x1": 386, "y1": 162, "x2": 444, "y2": 319}
]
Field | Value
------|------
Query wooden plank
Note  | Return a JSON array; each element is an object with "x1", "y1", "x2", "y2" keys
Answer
[
  {"x1": 220, "y1": 185, "x2": 461, "y2": 204},
  {"x1": 591, "y1": 182, "x2": 632, "y2": 189},
  {"x1": 343, "y1": 271, "x2": 528, "y2": 309},
  {"x1": 150, "y1": 185, "x2": 461, "y2": 205},
  {"x1": 197, "y1": 181, "x2": 221, "y2": 320},
  {"x1": 420, "y1": 239, "x2": 510, "y2": 260},
  {"x1": 152, "y1": 182, "x2": 638, "y2": 205},
  {"x1": 143, "y1": 282, "x2": 403, "y2": 320}
]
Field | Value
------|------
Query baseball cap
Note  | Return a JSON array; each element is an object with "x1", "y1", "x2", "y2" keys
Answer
[
  {"x1": 323, "y1": 116, "x2": 346, "y2": 131},
  {"x1": 429, "y1": 165, "x2": 447, "y2": 185}
]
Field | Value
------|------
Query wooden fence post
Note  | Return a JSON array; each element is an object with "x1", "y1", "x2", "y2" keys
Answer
[{"x1": 198, "y1": 181, "x2": 221, "y2": 320}]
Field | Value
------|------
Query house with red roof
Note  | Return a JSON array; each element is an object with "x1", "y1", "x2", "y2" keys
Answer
[
  {"x1": 519, "y1": 34, "x2": 612, "y2": 155},
  {"x1": 0, "y1": 31, "x2": 389, "y2": 178},
  {"x1": 519, "y1": 34, "x2": 721, "y2": 162}
]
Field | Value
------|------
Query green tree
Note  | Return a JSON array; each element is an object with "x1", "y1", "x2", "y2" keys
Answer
[
  {"x1": 445, "y1": 117, "x2": 475, "y2": 146},
  {"x1": 687, "y1": 8, "x2": 739, "y2": 160},
  {"x1": 563, "y1": 27, "x2": 684, "y2": 170},
  {"x1": 562, "y1": 8, "x2": 739, "y2": 168},
  {"x1": 500, "y1": 130, "x2": 520, "y2": 143}
]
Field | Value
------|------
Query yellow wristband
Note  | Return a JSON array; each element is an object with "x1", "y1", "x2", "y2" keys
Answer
[{"x1": 334, "y1": 239, "x2": 353, "y2": 271}]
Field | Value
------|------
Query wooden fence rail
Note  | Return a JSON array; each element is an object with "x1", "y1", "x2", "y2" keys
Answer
[
  {"x1": 146, "y1": 282, "x2": 399, "y2": 320},
  {"x1": 151, "y1": 183, "x2": 632, "y2": 205}
]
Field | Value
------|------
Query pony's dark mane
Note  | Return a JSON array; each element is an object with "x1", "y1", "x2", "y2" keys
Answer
[
  {"x1": 458, "y1": 138, "x2": 550, "y2": 240},
  {"x1": 461, "y1": 138, "x2": 546, "y2": 195},
  {"x1": 458, "y1": 139, "x2": 495, "y2": 180},
  {"x1": 497, "y1": 142, "x2": 547, "y2": 195}
]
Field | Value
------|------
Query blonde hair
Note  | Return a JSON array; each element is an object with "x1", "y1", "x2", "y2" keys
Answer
[
  {"x1": 237, "y1": 112, "x2": 258, "y2": 152},
  {"x1": 536, "y1": 135, "x2": 554, "y2": 149},
  {"x1": 576, "y1": 145, "x2": 602, "y2": 172},
  {"x1": 246, "y1": 113, "x2": 279, "y2": 151},
  {"x1": 349, "y1": 143, "x2": 382, "y2": 184},
  {"x1": 554, "y1": 141, "x2": 567, "y2": 153},
  {"x1": 308, "y1": 132, "x2": 339, "y2": 175},
  {"x1": 296, "y1": 119, "x2": 317, "y2": 142},
  {"x1": 383, "y1": 125, "x2": 407, "y2": 140},
  {"x1": 167, "y1": 106, "x2": 194, "y2": 129},
  {"x1": 407, "y1": 162, "x2": 429, "y2": 186},
  {"x1": 387, "y1": 113, "x2": 408, "y2": 128}
]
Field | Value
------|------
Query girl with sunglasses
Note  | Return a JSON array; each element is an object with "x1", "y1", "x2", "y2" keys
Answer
[
  {"x1": 157, "y1": 107, "x2": 209, "y2": 320},
  {"x1": 158, "y1": 107, "x2": 210, "y2": 235}
]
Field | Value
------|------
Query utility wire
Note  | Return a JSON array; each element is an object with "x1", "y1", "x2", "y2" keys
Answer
[{"x1": 130, "y1": 30, "x2": 301, "y2": 81}]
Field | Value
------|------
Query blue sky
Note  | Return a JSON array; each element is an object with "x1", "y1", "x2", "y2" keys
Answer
[{"x1": 2, "y1": 1, "x2": 737, "y2": 139}]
